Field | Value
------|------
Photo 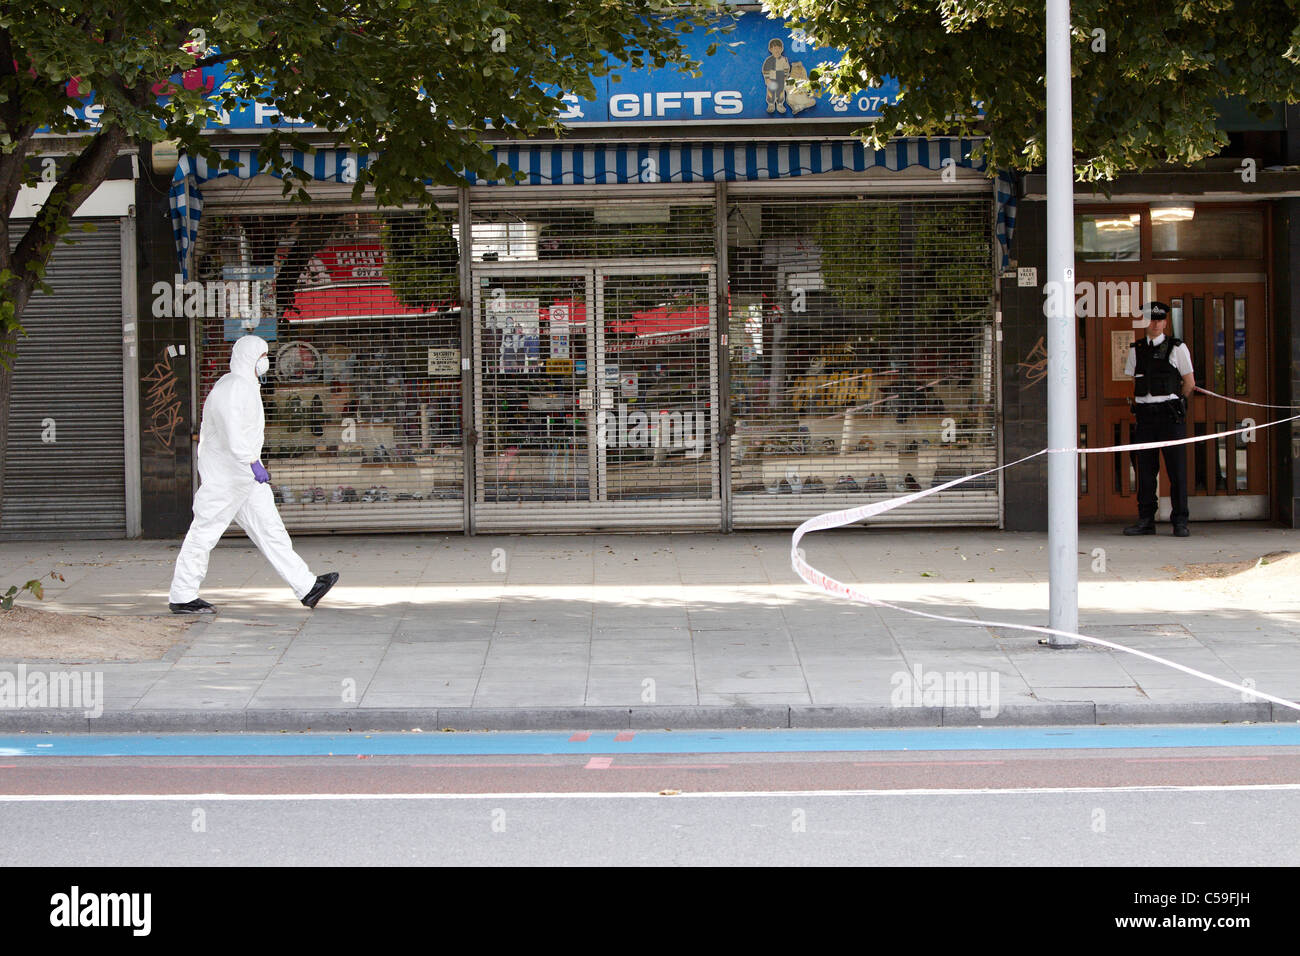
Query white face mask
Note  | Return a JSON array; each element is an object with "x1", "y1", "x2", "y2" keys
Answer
[{"x1": 255, "y1": 354, "x2": 270, "y2": 377}]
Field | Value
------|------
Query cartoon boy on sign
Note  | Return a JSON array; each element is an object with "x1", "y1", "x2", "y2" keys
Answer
[{"x1": 762, "y1": 38, "x2": 791, "y2": 114}]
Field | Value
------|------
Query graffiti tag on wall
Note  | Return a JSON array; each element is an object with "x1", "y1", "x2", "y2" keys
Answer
[
  {"x1": 1018, "y1": 336, "x2": 1048, "y2": 389},
  {"x1": 142, "y1": 347, "x2": 185, "y2": 449}
]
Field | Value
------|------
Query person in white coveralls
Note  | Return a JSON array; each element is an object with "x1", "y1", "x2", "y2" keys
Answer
[{"x1": 168, "y1": 335, "x2": 338, "y2": 614}]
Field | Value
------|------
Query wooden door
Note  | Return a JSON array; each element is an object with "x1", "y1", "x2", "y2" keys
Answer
[
  {"x1": 1154, "y1": 282, "x2": 1270, "y2": 518},
  {"x1": 1075, "y1": 275, "x2": 1145, "y2": 520}
]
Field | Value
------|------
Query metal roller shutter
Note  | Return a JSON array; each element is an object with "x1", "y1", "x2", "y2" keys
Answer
[
  {"x1": 469, "y1": 197, "x2": 720, "y2": 532},
  {"x1": 3, "y1": 219, "x2": 127, "y2": 538},
  {"x1": 192, "y1": 205, "x2": 465, "y2": 533},
  {"x1": 726, "y1": 192, "x2": 999, "y2": 528}
]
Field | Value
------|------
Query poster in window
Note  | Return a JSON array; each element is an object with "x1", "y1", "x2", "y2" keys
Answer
[
  {"x1": 1111, "y1": 330, "x2": 1135, "y2": 381},
  {"x1": 487, "y1": 297, "x2": 541, "y2": 372}
]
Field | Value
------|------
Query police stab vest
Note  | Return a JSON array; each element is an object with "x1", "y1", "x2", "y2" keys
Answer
[{"x1": 1132, "y1": 337, "x2": 1183, "y2": 398}]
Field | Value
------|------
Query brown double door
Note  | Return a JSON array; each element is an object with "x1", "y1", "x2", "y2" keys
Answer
[{"x1": 1076, "y1": 279, "x2": 1269, "y2": 521}]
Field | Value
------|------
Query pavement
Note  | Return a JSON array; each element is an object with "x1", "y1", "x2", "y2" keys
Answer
[{"x1": 2, "y1": 523, "x2": 1300, "y2": 732}]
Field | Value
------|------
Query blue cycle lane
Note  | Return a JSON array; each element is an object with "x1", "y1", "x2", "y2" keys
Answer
[{"x1": 2, "y1": 723, "x2": 1300, "y2": 758}]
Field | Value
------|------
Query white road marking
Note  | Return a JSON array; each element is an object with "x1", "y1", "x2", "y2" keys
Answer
[{"x1": 2, "y1": 782, "x2": 1300, "y2": 802}]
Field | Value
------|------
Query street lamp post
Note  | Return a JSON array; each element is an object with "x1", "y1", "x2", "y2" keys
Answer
[{"x1": 1046, "y1": 0, "x2": 1079, "y2": 646}]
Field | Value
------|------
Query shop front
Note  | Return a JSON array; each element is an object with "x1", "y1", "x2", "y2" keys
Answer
[
  {"x1": 156, "y1": 8, "x2": 1013, "y2": 535},
  {"x1": 172, "y1": 140, "x2": 1006, "y2": 534}
]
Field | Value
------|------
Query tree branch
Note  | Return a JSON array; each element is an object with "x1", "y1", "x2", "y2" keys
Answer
[{"x1": 7, "y1": 122, "x2": 127, "y2": 316}]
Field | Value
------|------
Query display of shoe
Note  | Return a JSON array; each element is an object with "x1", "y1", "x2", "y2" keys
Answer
[
  {"x1": 301, "y1": 571, "x2": 339, "y2": 609},
  {"x1": 805, "y1": 476, "x2": 827, "y2": 493},
  {"x1": 169, "y1": 598, "x2": 216, "y2": 615},
  {"x1": 904, "y1": 473, "x2": 922, "y2": 491},
  {"x1": 331, "y1": 486, "x2": 345, "y2": 504},
  {"x1": 312, "y1": 486, "x2": 326, "y2": 503},
  {"x1": 342, "y1": 486, "x2": 358, "y2": 503},
  {"x1": 836, "y1": 475, "x2": 860, "y2": 493},
  {"x1": 378, "y1": 486, "x2": 391, "y2": 502},
  {"x1": 282, "y1": 486, "x2": 296, "y2": 505}
]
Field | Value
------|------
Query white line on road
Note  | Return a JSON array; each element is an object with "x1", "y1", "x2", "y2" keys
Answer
[{"x1": 3, "y1": 783, "x2": 1300, "y2": 802}]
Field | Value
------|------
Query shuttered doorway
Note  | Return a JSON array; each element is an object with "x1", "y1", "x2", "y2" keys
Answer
[{"x1": 3, "y1": 219, "x2": 128, "y2": 538}]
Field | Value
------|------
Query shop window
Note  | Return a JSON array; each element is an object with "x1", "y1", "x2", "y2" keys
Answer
[
  {"x1": 1152, "y1": 206, "x2": 1264, "y2": 260},
  {"x1": 469, "y1": 221, "x2": 539, "y2": 262},
  {"x1": 192, "y1": 207, "x2": 464, "y2": 527},
  {"x1": 726, "y1": 196, "x2": 997, "y2": 503},
  {"x1": 470, "y1": 201, "x2": 715, "y2": 261},
  {"x1": 1075, "y1": 213, "x2": 1140, "y2": 261}
]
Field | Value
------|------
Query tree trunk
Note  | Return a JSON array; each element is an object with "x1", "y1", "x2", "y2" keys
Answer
[{"x1": 0, "y1": 327, "x2": 19, "y2": 528}]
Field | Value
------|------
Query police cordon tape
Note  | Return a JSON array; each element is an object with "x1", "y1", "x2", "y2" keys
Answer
[
  {"x1": 1192, "y1": 384, "x2": 1300, "y2": 410},
  {"x1": 791, "y1": 392, "x2": 1300, "y2": 714}
]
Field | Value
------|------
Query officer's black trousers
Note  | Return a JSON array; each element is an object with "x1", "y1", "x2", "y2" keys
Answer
[{"x1": 1133, "y1": 401, "x2": 1189, "y2": 524}]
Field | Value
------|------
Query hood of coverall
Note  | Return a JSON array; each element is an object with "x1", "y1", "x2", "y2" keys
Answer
[{"x1": 229, "y1": 335, "x2": 269, "y2": 380}]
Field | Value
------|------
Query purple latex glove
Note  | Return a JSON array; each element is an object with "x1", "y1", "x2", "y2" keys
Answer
[{"x1": 251, "y1": 461, "x2": 271, "y2": 483}]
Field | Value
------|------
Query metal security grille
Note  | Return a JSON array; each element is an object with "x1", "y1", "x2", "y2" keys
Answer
[
  {"x1": 192, "y1": 205, "x2": 464, "y2": 532},
  {"x1": 726, "y1": 193, "x2": 998, "y2": 527},
  {"x1": 3, "y1": 220, "x2": 126, "y2": 538},
  {"x1": 470, "y1": 199, "x2": 719, "y2": 530}
]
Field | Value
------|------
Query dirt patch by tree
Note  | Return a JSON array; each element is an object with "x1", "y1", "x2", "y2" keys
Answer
[
  {"x1": 0, "y1": 605, "x2": 191, "y2": 662},
  {"x1": 1164, "y1": 550, "x2": 1300, "y2": 608},
  {"x1": 1169, "y1": 550, "x2": 1296, "y2": 581}
]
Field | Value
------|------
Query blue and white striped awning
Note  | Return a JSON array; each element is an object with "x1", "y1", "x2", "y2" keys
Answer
[
  {"x1": 170, "y1": 139, "x2": 1016, "y2": 278},
  {"x1": 481, "y1": 138, "x2": 978, "y2": 185}
]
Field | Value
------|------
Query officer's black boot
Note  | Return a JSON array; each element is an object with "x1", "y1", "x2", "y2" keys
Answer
[
  {"x1": 1123, "y1": 518, "x2": 1156, "y2": 536},
  {"x1": 1172, "y1": 521, "x2": 1190, "y2": 537}
]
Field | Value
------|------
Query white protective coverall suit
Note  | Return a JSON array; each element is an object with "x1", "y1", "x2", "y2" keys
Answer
[{"x1": 169, "y1": 335, "x2": 317, "y2": 603}]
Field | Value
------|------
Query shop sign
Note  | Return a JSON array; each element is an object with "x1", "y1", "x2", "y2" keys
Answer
[
  {"x1": 548, "y1": 11, "x2": 900, "y2": 126},
  {"x1": 55, "y1": 12, "x2": 900, "y2": 132}
]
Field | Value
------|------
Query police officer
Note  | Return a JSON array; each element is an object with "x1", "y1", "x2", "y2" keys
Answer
[{"x1": 1123, "y1": 301, "x2": 1195, "y2": 537}]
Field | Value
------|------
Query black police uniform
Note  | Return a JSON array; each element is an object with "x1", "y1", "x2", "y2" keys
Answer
[{"x1": 1128, "y1": 335, "x2": 1189, "y2": 533}]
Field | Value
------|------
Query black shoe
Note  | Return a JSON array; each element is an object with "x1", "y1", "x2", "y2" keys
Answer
[
  {"x1": 1123, "y1": 520, "x2": 1156, "y2": 536},
  {"x1": 169, "y1": 598, "x2": 216, "y2": 615},
  {"x1": 1172, "y1": 523, "x2": 1190, "y2": 537},
  {"x1": 301, "y1": 572, "x2": 339, "y2": 609}
]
